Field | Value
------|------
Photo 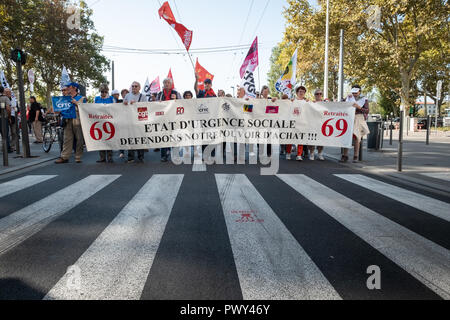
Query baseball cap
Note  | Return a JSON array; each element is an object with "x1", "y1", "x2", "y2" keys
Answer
[
  {"x1": 351, "y1": 85, "x2": 361, "y2": 94},
  {"x1": 67, "y1": 82, "x2": 80, "y2": 89},
  {"x1": 111, "y1": 89, "x2": 120, "y2": 95}
]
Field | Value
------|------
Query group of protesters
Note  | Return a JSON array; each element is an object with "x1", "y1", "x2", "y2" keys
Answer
[{"x1": 2, "y1": 74, "x2": 369, "y2": 166}]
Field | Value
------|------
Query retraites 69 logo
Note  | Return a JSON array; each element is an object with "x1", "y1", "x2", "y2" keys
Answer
[{"x1": 138, "y1": 107, "x2": 148, "y2": 121}]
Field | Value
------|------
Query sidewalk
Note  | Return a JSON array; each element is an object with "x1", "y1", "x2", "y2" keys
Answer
[
  {"x1": 0, "y1": 134, "x2": 61, "y2": 176},
  {"x1": 325, "y1": 129, "x2": 450, "y2": 193}
]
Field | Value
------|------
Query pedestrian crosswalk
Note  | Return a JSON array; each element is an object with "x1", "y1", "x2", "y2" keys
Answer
[{"x1": 0, "y1": 173, "x2": 449, "y2": 300}]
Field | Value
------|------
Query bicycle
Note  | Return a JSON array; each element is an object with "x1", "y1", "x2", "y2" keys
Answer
[{"x1": 42, "y1": 113, "x2": 64, "y2": 153}]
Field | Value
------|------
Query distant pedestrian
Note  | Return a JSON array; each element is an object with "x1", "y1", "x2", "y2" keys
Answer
[
  {"x1": 0, "y1": 86, "x2": 12, "y2": 153},
  {"x1": 29, "y1": 96, "x2": 44, "y2": 144},
  {"x1": 4, "y1": 88, "x2": 17, "y2": 151},
  {"x1": 340, "y1": 85, "x2": 370, "y2": 163}
]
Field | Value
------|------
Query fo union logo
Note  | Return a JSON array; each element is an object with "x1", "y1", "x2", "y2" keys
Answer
[
  {"x1": 197, "y1": 104, "x2": 209, "y2": 114},
  {"x1": 176, "y1": 107, "x2": 185, "y2": 115},
  {"x1": 138, "y1": 107, "x2": 148, "y2": 121}
]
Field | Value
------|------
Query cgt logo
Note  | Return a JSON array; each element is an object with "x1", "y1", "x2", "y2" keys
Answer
[
  {"x1": 138, "y1": 107, "x2": 148, "y2": 121},
  {"x1": 266, "y1": 106, "x2": 279, "y2": 114},
  {"x1": 197, "y1": 104, "x2": 209, "y2": 114}
]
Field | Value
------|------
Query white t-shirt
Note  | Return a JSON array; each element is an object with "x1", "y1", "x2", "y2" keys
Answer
[
  {"x1": 346, "y1": 95, "x2": 366, "y2": 108},
  {"x1": 124, "y1": 92, "x2": 147, "y2": 103}
]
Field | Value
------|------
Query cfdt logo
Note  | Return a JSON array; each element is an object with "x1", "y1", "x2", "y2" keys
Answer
[
  {"x1": 176, "y1": 107, "x2": 185, "y2": 115},
  {"x1": 138, "y1": 107, "x2": 148, "y2": 121},
  {"x1": 266, "y1": 106, "x2": 279, "y2": 114}
]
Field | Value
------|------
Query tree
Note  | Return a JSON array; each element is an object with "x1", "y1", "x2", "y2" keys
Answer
[
  {"x1": 272, "y1": 0, "x2": 449, "y2": 112},
  {"x1": 0, "y1": 0, "x2": 109, "y2": 107},
  {"x1": 267, "y1": 45, "x2": 283, "y2": 97}
]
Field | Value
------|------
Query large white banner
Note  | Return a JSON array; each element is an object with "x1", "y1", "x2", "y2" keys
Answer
[{"x1": 78, "y1": 98, "x2": 355, "y2": 151}]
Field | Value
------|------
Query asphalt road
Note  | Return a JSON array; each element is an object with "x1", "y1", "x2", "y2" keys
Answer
[{"x1": 0, "y1": 149, "x2": 449, "y2": 300}]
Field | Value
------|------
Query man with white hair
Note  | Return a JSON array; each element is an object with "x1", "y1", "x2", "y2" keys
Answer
[
  {"x1": 156, "y1": 78, "x2": 181, "y2": 162},
  {"x1": 4, "y1": 88, "x2": 17, "y2": 151},
  {"x1": 124, "y1": 81, "x2": 148, "y2": 163}
]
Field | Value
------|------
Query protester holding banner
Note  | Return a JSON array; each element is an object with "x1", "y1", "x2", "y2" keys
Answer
[
  {"x1": 340, "y1": 85, "x2": 370, "y2": 163},
  {"x1": 55, "y1": 82, "x2": 85, "y2": 164},
  {"x1": 124, "y1": 82, "x2": 147, "y2": 163},
  {"x1": 156, "y1": 78, "x2": 181, "y2": 162},
  {"x1": 112, "y1": 90, "x2": 121, "y2": 103},
  {"x1": 308, "y1": 89, "x2": 326, "y2": 161},
  {"x1": 95, "y1": 84, "x2": 115, "y2": 163},
  {"x1": 286, "y1": 86, "x2": 308, "y2": 161},
  {"x1": 218, "y1": 90, "x2": 225, "y2": 98}
]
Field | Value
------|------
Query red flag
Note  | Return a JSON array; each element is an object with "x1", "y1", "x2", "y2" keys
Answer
[
  {"x1": 239, "y1": 37, "x2": 259, "y2": 79},
  {"x1": 158, "y1": 1, "x2": 193, "y2": 51},
  {"x1": 167, "y1": 69, "x2": 175, "y2": 90},
  {"x1": 195, "y1": 59, "x2": 214, "y2": 91}
]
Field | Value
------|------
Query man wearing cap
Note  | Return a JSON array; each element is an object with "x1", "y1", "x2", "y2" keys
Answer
[
  {"x1": 194, "y1": 74, "x2": 216, "y2": 98},
  {"x1": 340, "y1": 85, "x2": 370, "y2": 163},
  {"x1": 0, "y1": 86, "x2": 12, "y2": 153},
  {"x1": 55, "y1": 82, "x2": 86, "y2": 164},
  {"x1": 111, "y1": 89, "x2": 121, "y2": 103}
]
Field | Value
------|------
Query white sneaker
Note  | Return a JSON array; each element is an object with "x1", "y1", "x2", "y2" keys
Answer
[
  {"x1": 309, "y1": 154, "x2": 315, "y2": 161},
  {"x1": 286, "y1": 154, "x2": 291, "y2": 160},
  {"x1": 318, "y1": 153, "x2": 325, "y2": 161},
  {"x1": 119, "y1": 153, "x2": 124, "y2": 158},
  {"x1": 296, "y1": 156, "x2": 303, "y2": 161}
]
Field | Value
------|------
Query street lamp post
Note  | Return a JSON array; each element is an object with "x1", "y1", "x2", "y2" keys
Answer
[{"x1": 323, "y1": 0, "x2": 330, "y2": 100}]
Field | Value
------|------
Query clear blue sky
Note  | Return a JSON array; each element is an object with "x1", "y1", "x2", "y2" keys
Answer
[{"x1": 87, "y1": 0, "x2": 298, "y2": 95}]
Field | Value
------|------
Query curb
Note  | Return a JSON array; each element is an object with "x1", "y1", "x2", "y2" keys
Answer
[{"x1": 0, "y1": 156, "x2": 58, "y2": 177}]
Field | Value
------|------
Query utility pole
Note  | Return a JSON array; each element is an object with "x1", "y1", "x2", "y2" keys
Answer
[
  {"x1": 338, "y1": 29, "x2": 344, "y2": 102},
  {"x1": 112, "y1": 60, "x2": 115, "y2": 90},
  {"x1": 323, "y1": 0, "x2": 330, "y2": 100},
  {"x1": 11, "y1": 49, "x2": 30, "y2": 158}
]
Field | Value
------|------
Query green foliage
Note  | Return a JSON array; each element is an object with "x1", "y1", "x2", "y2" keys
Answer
[{"x1": 0, "y1": 0, "x2": 109, "y2": 107}]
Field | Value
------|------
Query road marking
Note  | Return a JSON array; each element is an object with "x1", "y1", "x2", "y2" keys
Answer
[
  {"x1": 0, "y1": 175, "x2": 57, "y2": 199},
  {"x1": 45, "y1": 174, "x2": 184, "y2": 300},
  {"x1": 420, "y1": 172, "x2": 450, "y2": 182},
  {"x1": 0, "y1": 175, "x2": 120, "y2": 256},
  {"x1": 192, "y1": 146, "x2": 207, "y2": 172},
  {"x1": 215, "y1": 174, "x2": 341, "y2": 300},
  {"x1": 335, "y1": 174, "x2": 450, "y2": 222},
  {"x1": 278, "y1": 174, "x2": 450, "y2": 299}
]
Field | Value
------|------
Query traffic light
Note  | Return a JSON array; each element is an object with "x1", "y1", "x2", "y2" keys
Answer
[{"x1": 10, "y1": 48, "x2": 27, "y2": 65}]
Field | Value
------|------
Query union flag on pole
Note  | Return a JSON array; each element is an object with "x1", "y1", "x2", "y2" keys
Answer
[
  {"x1": 167, "y1": 69, "x2": 175, "y2": 90},
  {"x1": 239, "y1": 37, "x2": 259, "y2": 79},
  {"x1": 158, "y1": 1, "x2": 193, "y2": 51},
  {"x1": 195, "y1": 59, "x2": 214, "y2": 91}
]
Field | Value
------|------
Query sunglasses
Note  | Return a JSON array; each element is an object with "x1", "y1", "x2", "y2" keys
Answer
[
  {"x1": 315, "y1": 93, "x2": 323, "y2": 96},
  {"x1": 132, "y1": 85, "x2": 139, "y2": 88},
  {"x1": 101, "y1": 91, "x2": 108, "y2": 93}
]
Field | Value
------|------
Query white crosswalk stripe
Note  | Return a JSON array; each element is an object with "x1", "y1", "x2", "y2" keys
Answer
[
  {"x1": 335, "y1": 174, "x2": 450, "y2": 222},
  {"x1": 1, "y1": 172, "x2": 449, "y2": 300},
  {"x1": 278, "y1": 174, "x2": 450, "y2": 299},
  {"x1": 45, "y1": 175, "x2": 184, "y2": 300},
  {"x1": 420, "y1": 172, "x2": 450, "y2": 182},
  {"x1": 216, "y1": 174, "x2": 341, "y2": 300},
  {"x1": 0, "y1": 175, "x2": 57, "y2": 199},
  {"x1": 0, "y1": 175, "x2": 120, "y2": 256}
]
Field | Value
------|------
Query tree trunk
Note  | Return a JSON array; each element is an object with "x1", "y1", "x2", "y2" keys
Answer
[{"x1": 45, "y1": 84, "x2": 53, "y2": 111}]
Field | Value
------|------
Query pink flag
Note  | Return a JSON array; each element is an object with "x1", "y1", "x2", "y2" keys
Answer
[
  {"x1": 239, "y1": 37, "x2": 259, "y2": 79},
  {"x1": 150, "y1": 76, "x2": 161, "y2": 94}
]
